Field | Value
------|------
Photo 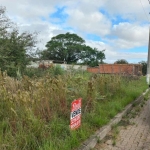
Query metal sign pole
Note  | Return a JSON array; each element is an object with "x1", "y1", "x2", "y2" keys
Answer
[{"x1": 147, "y1": 27, "x2": 150, "y2": 87}]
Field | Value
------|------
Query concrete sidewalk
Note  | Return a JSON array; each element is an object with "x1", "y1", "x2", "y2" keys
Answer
[{"x1": 94, "y1": 100, "x2": 150, "y2": 150}]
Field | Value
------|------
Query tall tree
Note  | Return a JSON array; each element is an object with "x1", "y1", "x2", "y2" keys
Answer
[
  {"x1": 81, "y1": 46, "x2": 105, "y2": 66},
  {"x1": 41, "y1": 32, "x2": 105, "y2": 66},
  {"x1": 42, "y1": 32, "x2": 85, "y2": 64},
  {"x1": 0, "y1": 6, "x2": 37, "y2": 76}
]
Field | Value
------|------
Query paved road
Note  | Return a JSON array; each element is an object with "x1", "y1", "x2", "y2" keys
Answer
[{"x1": 94, "y1": 100, "x2": 150, "y2": 150}]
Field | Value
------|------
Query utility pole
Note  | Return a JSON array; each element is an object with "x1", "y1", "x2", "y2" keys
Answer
[{"x1": 147, "y1": 27, "x2": 150, "y2": 87}]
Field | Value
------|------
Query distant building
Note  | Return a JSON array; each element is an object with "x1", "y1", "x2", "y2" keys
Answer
[
  {"x1": 27, "y1": 60, "x2": 62, "y2": 68},
  {"x1": 57, "y1": 64, "x2": 87, "y2": 71},
  {"x1": 26, "y1": 61, "x2": 39, "y2": 68},
  {"x1": 27, "y1": 60, "x2": 87, "y2": 71},
  {"x1": 87, "y1": 64, "x2": 142, "y2": 75}
]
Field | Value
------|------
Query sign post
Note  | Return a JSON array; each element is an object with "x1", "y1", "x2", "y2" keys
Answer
[
  {"x1": 70, "y1": 98, "x2": 82, "y2": 130},
  {"x1": 147, "y1": 27, "x2": 150, "y2": 87}
]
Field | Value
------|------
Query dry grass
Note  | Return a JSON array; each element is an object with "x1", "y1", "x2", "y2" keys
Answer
[{"x1": 0, "y1": 71, "x2": 147, "y2": 150}]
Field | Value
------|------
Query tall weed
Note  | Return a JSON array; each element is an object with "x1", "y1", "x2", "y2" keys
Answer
[{"x1": 0, "y1": 71, "x2": 147, "y2": 150}]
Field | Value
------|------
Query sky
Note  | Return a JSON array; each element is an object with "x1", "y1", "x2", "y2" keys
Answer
[{"x1": 1, "y1": 0, "x2": 150, "y2": 63}]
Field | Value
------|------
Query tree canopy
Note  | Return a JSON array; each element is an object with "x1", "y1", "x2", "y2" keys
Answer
[
  {"x1": 114, "y1": 59, "x2": 128, "y2": 64},
  {"x1": 81, "y1": 46, "x2": 105, "y2": 66},
  {"x1": 40, "y1": 32, "x2": 105, "y2": 66},
  {"x1": 139, "y1": 61, "x2": 147, "y2": 75},
  {"x1": 0, "y1": 6, "x2": 37, "y2": 76}
]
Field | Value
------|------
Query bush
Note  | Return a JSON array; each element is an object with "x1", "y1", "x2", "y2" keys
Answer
[
  {"x1": 23, "y1": 68, "x2": 45, "y2": 78},
  {"x1": 47, "y1": 65, "x2": 65, "y2": 76}
]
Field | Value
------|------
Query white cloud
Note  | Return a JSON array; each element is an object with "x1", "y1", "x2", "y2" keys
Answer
[
  {"x1": 86, "y1": 40, "x2": 107, "y2": 51},
  {"x1": 103, "y1": 0, "x2": 150, "y2": 22},
  {"x1": 85, "y1": 39, "x2": 147, "y2": 63},
  {"x1": 66, "y1": 0, "x2": 111, "y2": 36},
  {"x1": 18, "y1": 22, "x2": 65, "y2": 49},
  {"x1": 108, "y1": 23, "x2": 149, "y2": 50},
  {"x1": 67, "y1": 10, "x2": 111, "y2": 36},
  {"x1": 0, "y1": 0, "x2": 149, "y2": 63}
]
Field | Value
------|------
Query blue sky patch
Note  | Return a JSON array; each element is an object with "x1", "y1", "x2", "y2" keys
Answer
[
  {"x1": 128, "y1": 58, "x2": 146, "y2": 63},
  {"x1": 99, "y1": 8, "x2": 109, "y2": 18},
  {"x1": 86, "y1": 34, "x2": 101, "y2": 41},
  {"x1": 100, "y1": 8, "x2": 131, "y2": 25},
  {"x1": 139, "y1": 21, "x2": 149, "y2": 26},
  {"x1": 50, "y1": 6, "x2": 68, "y2": 24},
  {"x1": 62, "y1": 26, "x2": 74, "y2": 31},
  {"x1": 111, "y1": 15, "x2": 130, "y2": 25},
  {"x1": 123, "y1": 46, "x2": 148, "y2": 53},
  {"x1": 40, "y1": 16, "x2": 47, "y2": 21},
  {"x1": 105, "y1": 35, "x2": 118, "y2": 40}
]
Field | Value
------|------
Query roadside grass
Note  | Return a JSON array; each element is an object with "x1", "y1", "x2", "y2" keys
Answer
[
  {"x1": 100, "y1": 90, "x2": 150, "y2": 148},
  {"x1": 111, "y1": 124, "x2": 119, "y2": 146},
  {"x1": 0, "y1": 70, "x2": 148, "y2": 150}
]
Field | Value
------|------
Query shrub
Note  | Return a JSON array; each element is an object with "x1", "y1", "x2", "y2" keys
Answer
[{"x1": 47, "y1": 65, "x2": 65, "y2": 76}]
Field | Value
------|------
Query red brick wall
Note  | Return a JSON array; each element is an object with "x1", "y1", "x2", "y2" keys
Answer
[
  {"x1": 99, "y1": 64, "x2": 133, "y2": 74},
  {"x1": 87, "y1": 67, "x2": 99, "y2": 73},
  {"x1": 87, "y1": 64, "x2": 142, "y2": 75}
]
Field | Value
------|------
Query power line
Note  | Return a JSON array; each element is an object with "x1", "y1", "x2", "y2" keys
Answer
[{"x1": 139, "y1": 0, "x2": 150, "y2": 22}]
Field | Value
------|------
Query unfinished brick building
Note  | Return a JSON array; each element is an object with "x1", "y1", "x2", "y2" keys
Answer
[{"x1": 87, "y1": 64, "x2": 142, "y2": 75}]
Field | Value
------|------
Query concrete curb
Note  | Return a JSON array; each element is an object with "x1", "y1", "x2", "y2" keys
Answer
[{"x1": 78, "y1": 88, "x2": 149, "y2": 150}]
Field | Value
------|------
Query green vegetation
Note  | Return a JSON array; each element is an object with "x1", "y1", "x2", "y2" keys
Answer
[
  {"x1": 111, "y1": 124, "x2": 119, "y2": 146},
  {"x1": 0, "y1": 5, "x2": 149, "y2": 150},
  {"x1": 24, "y1": 65, "x2": 65, "y2": 78},
  {"x1": 0, "y1": 6, "x2": 37, "y2": 77},
  {"x1": 40, "y1": 32, "x2": 105, "y2": 66},
  {"x1": 139, "y1": 61, "x2": 147, "y2": 75},
  {"x1": 114, "y1": 59, "x2": 128, "y2": 64},
  {"x1": 0, "y1": 5, "x2": 105, "y2": 77},
  {"x1": 0, "y1": 70, "x2": 147, "y2": 150}
]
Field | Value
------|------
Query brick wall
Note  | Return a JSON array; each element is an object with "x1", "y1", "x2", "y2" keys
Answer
[
  {"x1": 87, "y1": 64, "x2": 142, "y2": 75},
  {"x1": 87, "y1": 67, "x2": 99, "y2": 73}
]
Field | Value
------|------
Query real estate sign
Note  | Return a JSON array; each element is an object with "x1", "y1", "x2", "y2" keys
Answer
[{"x1": 70, "y1": 98, "x2": 82, "y2": 130}]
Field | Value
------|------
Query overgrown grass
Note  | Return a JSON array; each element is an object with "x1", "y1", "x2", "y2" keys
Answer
[
  {"x1": 24, "y1": 65, "x2": 65, "y2": 78},
  {"x1": 0, "y1": 70, "x2": 148, "y2": 150}
]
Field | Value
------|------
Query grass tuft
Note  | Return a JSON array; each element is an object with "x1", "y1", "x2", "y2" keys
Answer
[{"x1": 0, "y1": 70, "x2": 148, "y2": 150}]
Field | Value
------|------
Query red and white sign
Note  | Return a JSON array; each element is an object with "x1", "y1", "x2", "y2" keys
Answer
[{"x1": 70, "y1": 98, "x2": 82, "y2": 130}]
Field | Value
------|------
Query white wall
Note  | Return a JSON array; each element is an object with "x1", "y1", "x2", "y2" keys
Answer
[
  {"x1": 55, "y1": 64, "x2": 87, "y2": 71},
  {"x1": 27, "y1": 60, "x2": 87, "y2": 71}
]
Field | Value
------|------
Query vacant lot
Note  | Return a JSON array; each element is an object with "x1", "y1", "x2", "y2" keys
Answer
[{"x1": 0, "y1": 70, "x2": 147, "y2": 150}]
